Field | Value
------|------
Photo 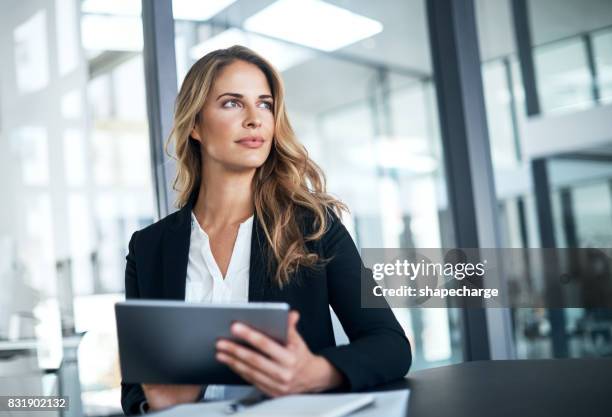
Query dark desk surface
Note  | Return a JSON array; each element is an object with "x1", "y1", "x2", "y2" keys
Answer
[{"x1": 374, "y1": 359, "x2": 612, "y2": 417}]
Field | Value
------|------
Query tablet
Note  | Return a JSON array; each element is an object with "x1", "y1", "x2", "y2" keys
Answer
[{"x1": 115, "y1": 300, "x2": 289, "y2": 385}]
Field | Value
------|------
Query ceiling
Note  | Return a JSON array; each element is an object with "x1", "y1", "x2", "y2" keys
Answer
[{"x1": 211, "y1": 0, "x2": 612, "y2": 73}]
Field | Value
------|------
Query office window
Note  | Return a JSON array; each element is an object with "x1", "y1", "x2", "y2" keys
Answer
[
  {"x1": 478, "y1": 0, "x2": 612, "y2": 117},
  {"x1": 476, "y1": 0, "x2": 612, "y2": 360},
  {"x1": 528, "y1": 0, "x2": 612, "y2": 113},
  {"x1": 0, "y1": 0, "x2": 155, "y2": 414},
  {"x1": 534, "y1": 39, "x2": 593, "y2": 114},
  {"x1": 592, "y1": 28, "x2": 612, "y2": 104},
  {"x1": 482, "y1": 59, "x2": 521, "y2": 170}
]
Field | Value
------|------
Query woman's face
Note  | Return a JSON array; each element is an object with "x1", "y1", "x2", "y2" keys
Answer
[{"x1": 191, "y1": 60, "x2": 275, "y2": 172}]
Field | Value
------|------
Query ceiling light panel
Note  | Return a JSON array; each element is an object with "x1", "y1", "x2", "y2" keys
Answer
[
  {"x1": 244, "y1": 0, "x2": 383, "y2": 52},
  {"x1": 190, "y1": 28, "x2": 315, "y2": 71}
]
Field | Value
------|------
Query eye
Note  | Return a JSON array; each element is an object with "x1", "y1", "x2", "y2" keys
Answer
[
  {"x1": 222, "y1": 99, "x2": 240, "y2": 108},
  {"x1": 259, "y1": 101, "x2": 273, "y2": 110}
]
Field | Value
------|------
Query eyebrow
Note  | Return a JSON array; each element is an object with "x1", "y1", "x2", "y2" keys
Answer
[{"x1": 216, "y1": 92, "x2": 273, "y2": 101}]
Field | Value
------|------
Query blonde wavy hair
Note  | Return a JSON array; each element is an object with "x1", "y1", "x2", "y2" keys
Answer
[{"x1": 167, "y1": 45, "x2": 347, "y2": 286}]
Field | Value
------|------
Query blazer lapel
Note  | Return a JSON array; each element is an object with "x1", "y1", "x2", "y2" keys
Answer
[
  {"x1": 161, "y1": 203, "x2": 192, "y2": 300},
  {"x1": 248, "y1": 213, "x2": 271, "y2": 302}
]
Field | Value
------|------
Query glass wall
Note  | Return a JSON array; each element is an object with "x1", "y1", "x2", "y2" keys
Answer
[
  {"x1": 477, "y1": 0, "x2": 612, "y2": 360},
  {"x1": 593, "y1": 28, "x2": 612, "y2": 104},
  {"x1": 172, "y1": 0, "x2": 463, "y2": 371},
  {"x1": 0, "y1": 0, "x2": 155, "y2": 414},
  {"x1": 478, "y1": 0, "x2": 612, "y2": 116},
  {"x1": 534, "y1": 38, "x2": 594, "y2": 114},
  {"x1": 528, "y1": 0, "x2": 612, "y2": 114}
]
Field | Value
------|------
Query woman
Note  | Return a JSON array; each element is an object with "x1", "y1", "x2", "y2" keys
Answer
[{"x1": 121, "y1": 45, "x2": 411, "y2": 415}]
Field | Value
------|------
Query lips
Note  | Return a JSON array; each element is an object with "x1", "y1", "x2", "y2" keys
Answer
[{"x1": 235, "y1": 136, "x2": 265, "y2": 149}]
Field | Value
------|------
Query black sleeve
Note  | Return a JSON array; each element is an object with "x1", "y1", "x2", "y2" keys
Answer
[
  {"x1": 316, "y1": 214, "x2": 412, "y2": 391},
  {"x1": 121, "y1": 231, "x2": 147, "y2": 415}
]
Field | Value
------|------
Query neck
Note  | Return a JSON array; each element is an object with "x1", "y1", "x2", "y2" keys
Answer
[{"x1": 193, "y1": 161, "x2": 255, "y2": 227}]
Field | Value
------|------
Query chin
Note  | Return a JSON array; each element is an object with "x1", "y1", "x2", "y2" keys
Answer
[
  {"x1": 225, "y1": 157, "x2": 268, "y2": 171},
  {"x1": 241, "y1": 151, "x2": 271, "y2": 168},
  {"x1": 217, "y1": 147, "x2": 271, "y2": 171}
]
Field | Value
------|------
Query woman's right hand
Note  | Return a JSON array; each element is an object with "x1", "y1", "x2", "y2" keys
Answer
[{"x1": 141, "y1": 384, "x2": 203, "y2": 411}]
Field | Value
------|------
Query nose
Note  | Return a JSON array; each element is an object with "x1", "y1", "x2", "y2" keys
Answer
[{"x1": 243, "y1": 106, "x2": 262, "y2": 129}]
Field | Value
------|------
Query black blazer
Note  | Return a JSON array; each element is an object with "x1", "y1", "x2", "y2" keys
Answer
[{"x1": 121, "y1": 199, "x2": 412, "y2": 415}]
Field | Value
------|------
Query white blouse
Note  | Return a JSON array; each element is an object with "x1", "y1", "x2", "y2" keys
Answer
[
  {"x1": 185, "y1": 212, "x2": 252, "y2": 304},
  {"x1": 185, "y1": 212, "x2": 258, "y2": 401}
]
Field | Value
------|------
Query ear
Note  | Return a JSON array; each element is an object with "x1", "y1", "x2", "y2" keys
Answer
[{"x1": 190, "y1": 124, "x2": 202, "y2": 143}]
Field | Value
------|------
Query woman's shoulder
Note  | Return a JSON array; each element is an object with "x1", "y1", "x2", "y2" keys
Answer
[
  {"x1": 130, "y1": 206, "x2": 190, "y2": 245},
  {"x1": 297, "y1": 205, "x2": 356, "y2": 262},
  {"x1": 298, "y1": 205, "x2": 346, "y2": 243}
]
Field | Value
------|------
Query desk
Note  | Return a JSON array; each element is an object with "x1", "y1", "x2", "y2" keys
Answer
[{"x1": 375, "y1": 359, "x2": 611, "y2": 417}]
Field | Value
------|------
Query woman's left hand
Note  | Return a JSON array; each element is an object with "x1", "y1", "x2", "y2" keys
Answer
[{"x1": 215, "y1": 310, "x2": 344, "y2": 397}]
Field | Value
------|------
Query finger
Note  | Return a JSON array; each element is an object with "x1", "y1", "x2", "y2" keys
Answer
[
  {"x1": 140, "y1": 383, "x2": 165, "y2": 393},
  {"x1": 287, "y1": 311, "x2": 301, "y2": 341},
  {"x1": 216, "y1": 340, "x2": 291, "y2": 383},
  {"x1": 217, "y1": 352, "x2": 282, "y2": 396},
  {"x1": 229, "y1": 323, "x2": 293, "y2": 365},
  {"x1": 217, "y1": 352, "x2": 289, "y2": 397}
]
